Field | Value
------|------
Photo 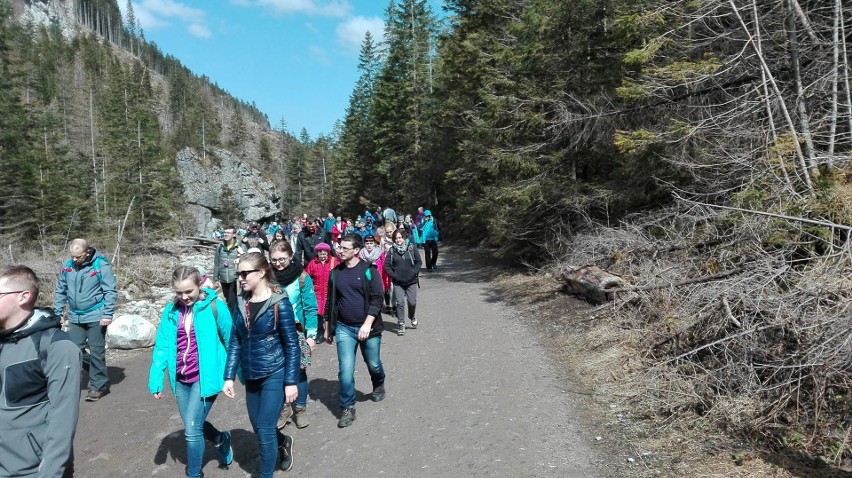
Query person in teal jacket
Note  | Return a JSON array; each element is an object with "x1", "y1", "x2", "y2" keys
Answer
[
  {"x1": 54, "y1": 238, "x2": 117, "y2": 401},
  {"x1": 148, "y1": 266, "x2": 234, "y2": 478},
  {"x1": 269, "y1": 241, "x2": 319, "y2": 429}
]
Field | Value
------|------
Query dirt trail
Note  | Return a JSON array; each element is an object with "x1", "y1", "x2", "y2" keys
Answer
[{"x1": 72, "y1": 247, "x2": 612, "y2": 477}]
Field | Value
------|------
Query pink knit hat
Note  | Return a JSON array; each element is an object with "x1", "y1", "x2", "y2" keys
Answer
[{"x1": 314, "y1": 242, "x2": 331, "y2": 252}]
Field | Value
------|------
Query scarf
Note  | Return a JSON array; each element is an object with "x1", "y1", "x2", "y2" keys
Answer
[
  {"x1": 393, "y1": 241, "x2": 409, "y2": 255},
  {"x1": 273, "y1": 261, "x2": 304, "y2": 287}
]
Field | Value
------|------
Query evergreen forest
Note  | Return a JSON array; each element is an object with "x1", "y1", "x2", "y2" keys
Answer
[{"x1": 1, "y1": 0, "x2": 850, "y2": 469}]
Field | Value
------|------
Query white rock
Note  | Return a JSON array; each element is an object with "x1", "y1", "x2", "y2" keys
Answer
[{"x1": 106, "y1": 315, "x2": 156, "y2": 349}]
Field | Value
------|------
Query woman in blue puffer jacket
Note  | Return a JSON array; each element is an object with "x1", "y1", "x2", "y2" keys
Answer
[
  {"x1": 222, "y1": 252, "x2": 301, "y2": 475},
  {"x1": 148, "y1": 266, "x2": 233, "y2": 478}
]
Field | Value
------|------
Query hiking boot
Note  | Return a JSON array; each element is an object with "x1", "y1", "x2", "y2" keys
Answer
[
  {"x1": 292, "y1": 407, "x2": 309, "y2": 429},
  {"x1": 338, "y1": 407, "x2": 356, "y2": 428},
  {"x1": 85, "y1": 388, "x2": 109, "y2": 402},
  {"x1": 217, "y1": 431, "x2": 233, "y2": 466},
  {"x1": 277, "y1": 403, "x2": 293, "y2": 430},
  {"x1": 409, "y1": 318, "x2": 418, "y2": 329},
  {"x1": 396, "y1": 323, "x2": 405, "y2": 336},
  {"x1": 278, "y1": 434, "x2": 294, "y2": 471},
  {"x1": 371, "y1": 385, "x2": 385, "y2": 402}
]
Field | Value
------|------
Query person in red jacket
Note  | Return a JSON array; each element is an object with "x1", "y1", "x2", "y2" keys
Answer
[{"x1": 304, "y1": 242, "x2": 339, "y2": 342}]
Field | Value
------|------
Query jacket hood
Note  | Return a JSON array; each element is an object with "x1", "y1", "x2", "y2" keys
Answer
[{"x1": 0, "y1": 309, "x2": 60, "y2": 342}]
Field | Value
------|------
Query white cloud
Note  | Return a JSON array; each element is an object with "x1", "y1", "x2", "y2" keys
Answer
[
  {"x1": 254, "y1": 0, "x2": 351, "y2": 17},
  {"x1": 187, "y1": 23, "x2": 212, "y2": 38},
  {"x1": 126, "y1": 0, "x2": 212, "y2": 38},
  {"x1": 336, "y1": 16, "x2": 384, "y2": 52}
]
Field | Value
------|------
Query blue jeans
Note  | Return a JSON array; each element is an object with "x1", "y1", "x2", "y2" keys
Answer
[
  {"x1": 335, "y1": 324, "x2": 385, "y2": 410},
  {"x1": 295, "y1": 368, "x2": 308, "y2": 410},
  {"x1": 66, "y1": 322, "x2": 109, "y2": 391},
  {"x1": 174, "y1": 381, "x2": 223, "y2": 478},
  {"x1": 245, "y1": 368, "x2": 288, "y2": 478}
]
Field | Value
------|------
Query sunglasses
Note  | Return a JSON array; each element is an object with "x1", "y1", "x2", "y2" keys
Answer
[{"x1": 238, "y1": 269, "x2": 260, "y2": 279}]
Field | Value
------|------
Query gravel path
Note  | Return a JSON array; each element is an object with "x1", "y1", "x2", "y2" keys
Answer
[{"x1": 72, "y1": 248, "x2": 610, "y2": 477}]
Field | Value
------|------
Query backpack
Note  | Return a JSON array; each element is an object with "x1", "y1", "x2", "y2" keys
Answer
[
  {"x1": 30, "y1": 328, "x2": 59, "y2": 390},
  {"x1": 62, "y1": 255, "x2": 104, "y2": 281}
]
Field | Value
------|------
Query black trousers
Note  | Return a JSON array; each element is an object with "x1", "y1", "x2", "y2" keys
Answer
[
  {"x1": 220, "y1": 281, "x2": 238, "y2": 313},
  {"x1": 424, "y1": 240, "x2": 439, "y2": 269}
]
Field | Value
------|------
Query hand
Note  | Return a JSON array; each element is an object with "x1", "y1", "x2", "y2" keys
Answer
[
  {"x1": 307, "y1": 337, "x2": 316, "y2": 353},
  {"x1": 223, "y1": 380, "x2": 235, "y2": 398},
  {"x1": 100, "y1": 318, "x2": 113, "y2": 326},
  {"x1": 323, "y1": 330, "x2": 332, "y2": 344},
  {"x1": 358, "y1": 323, "x2": 371, "y2": 341},
  {"x1": 284, "y1": 385, "x2": 297, "y2": 405},
  {"x1": 152, "y1": 392, "x2": 162, "y2": 399}
]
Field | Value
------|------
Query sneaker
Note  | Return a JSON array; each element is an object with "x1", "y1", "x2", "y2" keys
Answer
[
  {"x1": 409, "y1": 318, "x2": 418, "y2": 329},
  {"x1": 278, "y1": 434, "x2": 294, "y2": 471},
  {"x1": 338, "y1": 407, "x2": 356, "y2": 428},
  {"x1": 371, "y1": 385, "x2": 385, "y2": 402},
  {"x1": 292, "y1": 407, "x2": 309, "y2": 429},
  {"x1": 396, "y1": 323, "x2": 405, "y2": 336},
  {"x1": 277, "y1": 403, "x2": 293, "y2": 430},
  {"x1": 85, "y1": 388, "x2": 109, "y2": 402},
  {"x1": 217, "y1": 431, "x2": 233, "y2": 466}
]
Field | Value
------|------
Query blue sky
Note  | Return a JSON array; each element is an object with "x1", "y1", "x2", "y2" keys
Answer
[{"x1": 120, "y1": 0, "x2": 444, "y2": 140}]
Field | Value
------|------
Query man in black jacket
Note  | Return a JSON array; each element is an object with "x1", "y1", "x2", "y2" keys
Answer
[{"x1": 324, "y1": 234, "x2": 386, "y2": 428}]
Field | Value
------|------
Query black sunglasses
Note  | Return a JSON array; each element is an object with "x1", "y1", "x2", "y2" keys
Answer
[{"x1": 238, "y1": 269, "x2": 260, "y2": 279}]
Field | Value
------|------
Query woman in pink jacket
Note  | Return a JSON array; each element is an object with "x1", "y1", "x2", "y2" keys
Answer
[{"x1": 304, "y1": 242, "x2": 339, "y2": 343}]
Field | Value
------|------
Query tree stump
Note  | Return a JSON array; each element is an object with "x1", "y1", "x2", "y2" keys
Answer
[{"x1": 561, "y1": 265, "x2": 627, "y2": 304}]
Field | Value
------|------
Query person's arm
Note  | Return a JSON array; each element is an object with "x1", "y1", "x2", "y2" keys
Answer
[
  {"x1": 99, "y1": 257, "x2": 118, "y2": 324},
  {"x1": 383, "y1": 252, "x2": 397, "y2": 281},
  {"x1": 300, "y1": 275, "x2": 319, "y2": 341},
  {"x1": 274, "y1": 298, "x2": 301, "y2": 404},
  {"x1": 412, "y1": 246, "x2": 423, "y2": 270},
  {"x1": 41, "y1": 336, "x2": 82, "y2": 478},
  {"x1": 213, "y1": 298, "x2": 233, "y2": 347},
  {"x1": 53, "y1": 268, "x2": 68, "y2": 318},
  {"x1": 213, "y1": 245, "x2": 222, "y2": 279},
  {"x1": 148, "y1": 306, "x2": 174, "y2": 396}
]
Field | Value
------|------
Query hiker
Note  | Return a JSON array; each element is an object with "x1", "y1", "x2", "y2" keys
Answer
[
  {"x1": 53, "y1": 238, "x2": 117, "y2": 402},
  {"x1": 241, "y1": 221, "x2": 270, "y2": 252},
  {"x1": 0, "y1": 265, "x2": 82, "y2": 478},
  {"x1": 419, "y1": 210, "x2": 440, "y2": 271},
  {"x1": 305, "y1": 242, "x2": 339, "y2": 343},
  {"x1": 223, "y1": 252, "x2": 300, "y2": 474},
  {"x1": 295, "y1": 222, "x2": 325, "y2": 265},
  {"x1": 383, "y1": 229, "x2": 423, "y2": 336},
  {"x1": 270, "y1": 241, "x2": 318, "y2": 430},
  {"x1": 148, "y1": 266, "x2": 234, "y2": 478},
  {"x1": 213, "y1": 225, "x2": 242, "y2": 312},
  {"x1": 325, "y1": 234, "x2": 386, "y2": 428}
]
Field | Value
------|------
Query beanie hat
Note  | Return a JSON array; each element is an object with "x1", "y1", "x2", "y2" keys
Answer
[{"x1": 314, "y1": 242, "x2": 331, "y2": 252}]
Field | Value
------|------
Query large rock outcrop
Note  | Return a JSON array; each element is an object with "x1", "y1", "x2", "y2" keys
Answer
[
  {"x1": 15, "y1": 0, "x2": 77, "y2": 40},
  {"x1": 176, "y1": 147, "x2": 280, "y2": 235}
]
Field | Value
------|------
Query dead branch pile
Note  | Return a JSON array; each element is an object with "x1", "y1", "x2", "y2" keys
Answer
[{"x1": 558, "y1": 203, "x2": 852, "y2": 464}]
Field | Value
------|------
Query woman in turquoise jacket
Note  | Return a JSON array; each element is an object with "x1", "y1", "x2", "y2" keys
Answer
[
  {"x1": 148, "y1": 266, "x2": 234, "y2": 478},
  {"x1": 269, "y1": 240, "x2": 318, "y2": 429}
]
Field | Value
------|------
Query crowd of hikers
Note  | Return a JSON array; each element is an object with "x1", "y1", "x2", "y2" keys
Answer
[{"x1": 0, "y1": 206, "x2": 440, "y2": 478}]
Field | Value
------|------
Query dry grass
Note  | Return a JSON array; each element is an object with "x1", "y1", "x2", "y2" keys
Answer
[
  {"x1": 0, "y1": 237, "x2": 204, "y2": 310},
  {"x1": 491, "y1": 205, "x2": 852, "y2": 477}
]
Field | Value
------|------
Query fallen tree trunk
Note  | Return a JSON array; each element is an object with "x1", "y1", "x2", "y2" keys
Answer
[{"x1": 561, "y1": 265, "x2": 628, "y2": 304}]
